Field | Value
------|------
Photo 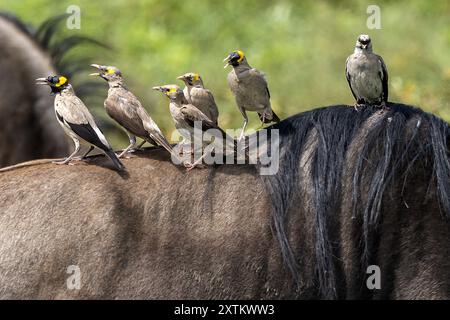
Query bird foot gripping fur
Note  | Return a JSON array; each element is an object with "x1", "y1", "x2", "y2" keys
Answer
[
  {"x1": 354, "y1": 103, "x2": 365, "y2": 112},
  {"x1": 52, "y1": 159, "x2": 72, "y2": 165}
]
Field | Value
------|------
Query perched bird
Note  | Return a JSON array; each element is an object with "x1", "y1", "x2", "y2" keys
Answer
[
  {"x1": 345, "y1": 34, "x2": 389, "y2": 110},
  {"x1": 152, "y1": 85, "x2": 236, "y2": 167},
  {"x1": 90, "y1": 64, "x2": 182, "y2": 163},
  {"x1": 35, "y1": 75, "x2": 124, "y2": 170},
  {"x1": 224, "y1": 50, "x2": 280, "y2": 140},
  {"x1": 176, "y1": 72, "x2": 219, "y2": 125}
]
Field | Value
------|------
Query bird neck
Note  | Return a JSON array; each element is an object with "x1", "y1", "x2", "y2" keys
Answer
[
  {"x1": 354, "y1": 47, "x2": 373, "y2": 54},
  {"x1": 194, "y1": 78, "x2": 204, "y2": 87},
  {"x1": 59, "y1": 85, "x2": 75, "y2": 96},
  {"x1": 170, "y1": 94, "x2": 187, "y2": 106},
  {"x1": 234, "y1": 61, "x2": 252, "y2": 71},
  {"x1": 108, "y1": 79, "x2": 125, "y2": 89}
]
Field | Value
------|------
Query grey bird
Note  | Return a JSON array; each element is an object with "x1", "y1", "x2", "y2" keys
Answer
[
  {"x1": 345, "y1": 34, "x2": 389, "y2": 110},
  {"x1": 224, "y1": 50, "x2": 280, "y2": 140},
  {"x1": 35, "y1": 75, "x2": 124, "y2": 171},
  {"x1": 176, "y1": 72, "x2": 219, "y2": 125},
  {"x1": 152, "y1": 85, "x2": 237, "y2": 167},
  {"x1": 90, "y1": 64, "x2": 183, "y2": 162}
]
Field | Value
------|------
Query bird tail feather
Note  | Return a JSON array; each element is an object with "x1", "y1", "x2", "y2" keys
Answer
[{"x1": 105, "y1": 149, "x2": 125, "y2": 171}]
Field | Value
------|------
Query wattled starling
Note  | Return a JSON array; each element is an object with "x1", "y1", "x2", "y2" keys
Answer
[
  {"x1": 224, "y1": 50, "x2": 280, "y2": 140},
  {"x1": 90, "y1": 64, "x2": 182, "y2": 161},
  {"x1": 35, "y1": 75, "x2": 124, "y2": 170},
  {"x1": 345, "y1": 34, "x2": 389, "y2": 110},
  {"x1": 152, "y1": 85, "x2": 236, "y2": 168},
  {"x1": 177, "y1": 72, "x2": 219, "y2": 125}
]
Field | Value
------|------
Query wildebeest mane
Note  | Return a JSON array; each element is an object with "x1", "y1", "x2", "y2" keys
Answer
[
  {"x1": 0, "y1": 12, "x2": 107, "y2": 99},
  {"x1": 261, "y1": 103, "x2": 450, "y2": 299}
]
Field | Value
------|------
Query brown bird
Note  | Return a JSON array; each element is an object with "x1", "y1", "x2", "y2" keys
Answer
[
  {"x1": 90, "y1": 64, "x2": 186, "y2": 166},
  {"x1": 153, "y1": 85, "x2": 237, "y2": 167},
  {"x1": 224, "y1": 50, "x2": 280, "y2": 140},
  {"x1": 176, "y1": 72, "x2": 219, "y2": 125}
]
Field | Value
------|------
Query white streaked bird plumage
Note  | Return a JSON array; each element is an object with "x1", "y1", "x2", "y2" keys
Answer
[{"x1": 35, "y1": 75, "x2": 124, "y2": 170}]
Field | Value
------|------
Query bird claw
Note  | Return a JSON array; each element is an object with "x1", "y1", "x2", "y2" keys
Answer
[
  {"x1": 52, "y1": 159, "x2": 69, "y2": 165},
  {"x1": 379, "y1": 101, "x2": 389, "y2": 112},
  {"x1": 117, "y1": 150, "x2": 133, "y2": 159},
  {"x1": 353, "y1": 103, "x2": 364, "y2": 112},
  {"x1": 184, "y1": 162, "x2": 196, "y2": 172}
]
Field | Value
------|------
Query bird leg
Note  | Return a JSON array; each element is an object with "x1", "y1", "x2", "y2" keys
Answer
[
  {"x1": 175, "y1": 138, "x2": 191, "y2": 156},
  {"x1": 134, "y1": 140, "x2": 146, "y2": 151},
  {"x1": 238, "y1": 109, "x2": 249, "y2": 142},
  {"x1": 186, "y1": 147, "x2": 212, "y2": 172},
  {"x1": 118, "y1": 134, "x2": 137, "y2": 158},
  {"x1": 261, "y1": 113, "x2": 266, "y2": 124},
  {"x1": 379, "y1": 101, "x2": 389, "y2": 112},
  {"x1": 72, "y1": 145, "x2": 94, "y2": 161},
  {"x1": 53, "y1": 138, "x2": 80, "y2": 165},
  {"x1": 353, "y1": 101, "x2": 364, "y2": 112},
  {"x1": 81, "y1": 146, "x2": 94, "y2": 159}
]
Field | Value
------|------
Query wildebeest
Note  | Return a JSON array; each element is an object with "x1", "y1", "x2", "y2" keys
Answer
[
  {"x1": 0, "y1": 103, "x2": 448, "y2": 299},
  {"x1": 0, "y1": 13, "x2": 105, "y2": 168}
]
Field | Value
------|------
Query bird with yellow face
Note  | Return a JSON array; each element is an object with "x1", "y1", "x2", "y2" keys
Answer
[
  {"x1": 35, "y1": 75, "x2": 124, "y2": 170},
  {"x1": 177, "y1": 72, "x2": 219, "y2": 126},
  {"x1": 224, "y1": 50, "x2": 280, "y2": 141},
  {"x1": 90, "y1": 64, "x2": 188, "y2": 168},
  {"x1": 153, "y1": 84, "x2": 237, "y2": 169}
]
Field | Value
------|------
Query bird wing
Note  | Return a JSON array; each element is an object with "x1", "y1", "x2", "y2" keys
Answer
[
  {"x1": 180, "y1": 104, "x2": 234, "y2": 144},
  {"x1": 227, "y1": 70, "x2": 239, "y2": 95},
  {"x1": 249, "y1": 68, "x2": 271, "y2": 100},
  {"x1": 377, "y1": 54, "x2": 389, "y2": 102},
  {"x1": 191, "y1": 87, "x2": 219, "y2": 124},
  {"x1": 104, "y1": 90, "x2": 151, "y2": 138},
  {"x1": 206, "y1": 89, "x2": 220, "y2": 123},
  {"x1": 345, "y1": 56, "x2": 358, "y2": 101},
  {"x1": 180, "y1": 104, "x2": 219, "y2": 132},
  {"x1": 137, "y1": 109, "x2": 174, "y2": 152},
  {"x1": 55, "y1": 96, "x2": 111, "y2": 151}
]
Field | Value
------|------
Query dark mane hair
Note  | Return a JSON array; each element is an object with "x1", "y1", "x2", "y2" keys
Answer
[
  {"x1": 0, "y1": 12, "x2": 107, "y2": 99},
  {"x1": 261, "y1": 103, "x2": 450, "y2": 299}
]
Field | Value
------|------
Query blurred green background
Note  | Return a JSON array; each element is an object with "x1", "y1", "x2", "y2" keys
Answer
[{"x1": 2, "y1": 0, "x2": 450, "y2": 147}]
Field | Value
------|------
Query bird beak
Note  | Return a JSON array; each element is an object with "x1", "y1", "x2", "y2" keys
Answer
[
  {"x1": 152, "y1": 86, "x2": 163, "y2": 92},
  {"x1": 89, "y1": 64, "x2": 102, "y2": 76},
  {"x1": 223, "y1": 55, "x2": 231, "y2": 68},
  {"x1": 35, "y1": 77, "x2": 48, "y2": 85},
  {"x1": 176, "y1": 75, "x2": 186, "y2": 81}
]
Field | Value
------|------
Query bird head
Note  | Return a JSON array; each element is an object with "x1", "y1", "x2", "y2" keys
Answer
[
  {"x1": 152, "y1": 84, "x2": 183, "y2": 101},
  {"x1": 355, "y1": 34, "x2": 372, "y2": 51},
  {"x1": 177, "y1": 72, "x2": 203, "y2": 87},
  {"x1": 223, "y1": 50, "x2": 246, "y2": 68},
  {"x1": 90, "y1": 64, "x2": 123, "y2": 82},
  {"x1": 35, "y1": 75, "x2": 70, "y2": 94}
]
